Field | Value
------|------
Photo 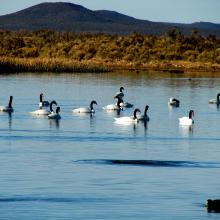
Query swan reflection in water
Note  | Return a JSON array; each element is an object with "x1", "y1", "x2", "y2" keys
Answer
[
  {"x1": 49, "y1": 118, "x2": 60, "y2": 129},
  {"x1": 179, "y1": 124, "x2": 193, "y2": 136},
  {"x1": 0, "y1": 111, "x2": 13, "y2": 129}
]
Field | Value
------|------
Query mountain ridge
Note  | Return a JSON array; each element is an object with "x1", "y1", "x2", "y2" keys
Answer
[{"x1": 0, "y1": 2, "x2": 219, "y2": 36}]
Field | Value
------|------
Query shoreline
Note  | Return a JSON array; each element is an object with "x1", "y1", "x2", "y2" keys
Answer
[{"x1": 0, "y1": 57, "x2": 220, "y2": 73}]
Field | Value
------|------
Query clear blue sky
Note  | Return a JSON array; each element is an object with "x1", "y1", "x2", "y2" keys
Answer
[{"x1": 1, "y1": 0, "x2": 220, "y2": 24}]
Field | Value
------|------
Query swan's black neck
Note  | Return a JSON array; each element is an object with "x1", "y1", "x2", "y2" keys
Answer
[
  {"x1": 40, "y1": 94, "x2": 43, "y2": 102},
  {"x1": 8, "y1": 96, "x2": 13, "y2": 108},
  {"x1": 90, "y1": 101, "x2": 97, "y2": 110},
  {"x1": 144, "y1": 105, "x2": 149, "y2": 116},
  {"x1": 217, "y1": 93, "x2": 220, "y2": 101},
  {"x1": 116, "y1": 96, "x2": 123, "y2": 108},
  {"x1": 50, "y1": 100, "x2": 57, "y2": 112},
  {"x1": 56, "y1": 107, "x2": 60, "y2": 114},
  {"x1": 120, "y1": 87, "x2": 124, "y2": 92},
  {"x1": 189, "y1": 110, "x2": 194, "y2": 119},
  {"x1": 133, "y1": 109, "x2": 140, "y2": 119}
]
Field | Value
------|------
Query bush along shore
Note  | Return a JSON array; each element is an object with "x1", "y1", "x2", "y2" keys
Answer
[{"x1": 0, "y1": 29, "x2": 220, "y2": 73}]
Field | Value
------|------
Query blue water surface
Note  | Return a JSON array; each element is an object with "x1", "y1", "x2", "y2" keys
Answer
[{"x1": 0, "y1": 71, "x2": 219, "y2": 219}]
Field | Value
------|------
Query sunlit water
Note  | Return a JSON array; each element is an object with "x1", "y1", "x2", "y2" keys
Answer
[{"x1": 0, "y1": 71, "x2": 220, "y2": 219}]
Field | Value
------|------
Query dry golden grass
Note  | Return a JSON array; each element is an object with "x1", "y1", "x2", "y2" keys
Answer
[{"x1": 0, "y1": 57, "x2": 111, "y2": 73}]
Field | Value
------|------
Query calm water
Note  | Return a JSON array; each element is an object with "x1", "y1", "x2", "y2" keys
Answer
[{"x1": 0, "y1": 71, "x2": 220, "y2": 219}]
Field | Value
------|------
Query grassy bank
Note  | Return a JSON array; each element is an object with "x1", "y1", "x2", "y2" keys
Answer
[
  {"x1": 0, "y1": 30, "x2": 220, "y2": 73},
  {"x1": 0, "y1": 57, "x2": 220, "y2": 73},
  {"x1": 0, "y1": 57, "x2": 110, "y2": 73}
]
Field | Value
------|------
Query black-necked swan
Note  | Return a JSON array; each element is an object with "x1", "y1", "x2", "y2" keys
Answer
[
  {"x1": 209, "y1": 93, "x2": 220, "y2": 104},
  {"x1": 115, "y1": 87, "x2": 133, "y2": 108},
  {"x1": 115, "y1": 87, "x2": 124, "y2": 98},
  {"x1": 72, "y1": 100, "x2": 97, "y2": 113},
  {"x1": 0, "y1": 96, "x2": 14, "y2": 112},
  {"x1": 179, "y1": 110, "x2": 194, "y2": 125},
  {"x1": 168, "y1": 97, "x2": 180, "y2": 107},
  {"x1": 39, "y1": 93, "x2": 50, "y2": 107},
  {"x1": 103, "y1": 95, "x2": 123, "y2": 110},
  {"x1": 114, "y1": 108, "x2": 141, "y2": 124},
  {"x1": 48, "y1": 106, "x2": 61, "y2": 119},
  {"x1": 30, "y1": 100, "x2": 57, "y2": 115},
  {"x1": 138, "y1": 105, "x2": 150, "y2": 122}
]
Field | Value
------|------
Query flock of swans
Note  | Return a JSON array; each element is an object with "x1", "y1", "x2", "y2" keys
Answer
[{"x1": 1, "y1": 88, "x2": 220, "y2": 126}]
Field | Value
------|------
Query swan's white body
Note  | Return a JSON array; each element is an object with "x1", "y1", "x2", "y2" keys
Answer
[
  {"x1": 72, "y1": 107, "x2": 94, "y2": 113},
  {"x1": 29, "y1": 108, "x2": 50, "y2": 115},
  {"x1": 179, "y1": 117, "x2": 193, "y2": 126},
  {"x1": 30, "y1": 100, "x2": 57, "y2": 116},
  {"x1": 0, "y1": 106, "x2": 14, "y2": 112},
  {"x1": 179, "y1": 110, "x2": 194, "y2": 126},
  {"x1": 72, "y1": 101, "x2": 97, "y2": 114},
  {"x1": 103, "y1": 96, "x2": 123, "y2": 111},
  {"x1": 48, "y1": 112, "x2": 61, "y2": 119},
  {"x1": 103, "y1": 104, "x2": 121, "y2": 110},
  {"x1": 114, "y1": 108, "x2": 140, "y2": 124},
  {"x1": 209, "y1": 99, "x2": 220, "y2": 104},
  {"x1": 114, "y1": 116, "x2": 138, "y2": 124}
]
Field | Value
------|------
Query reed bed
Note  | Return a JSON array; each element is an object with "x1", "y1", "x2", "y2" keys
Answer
[
  {"x1": 0, "y1": 57, "x2": 220, "y2": 74},
  {"x1": 0, "y1": 57, "x2": 111, "y2": 73}
]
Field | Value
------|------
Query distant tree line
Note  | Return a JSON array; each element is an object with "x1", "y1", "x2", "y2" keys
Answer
[{"x1": 0, "y1": 29, "x2": 219, "y2": 64}]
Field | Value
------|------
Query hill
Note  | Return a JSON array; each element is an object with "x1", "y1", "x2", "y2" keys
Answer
[{"x1": 0, "y1": 2, "x2": 220, "y2": 36}]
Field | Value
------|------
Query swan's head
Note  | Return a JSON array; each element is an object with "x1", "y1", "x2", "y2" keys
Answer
[
  {"x1": 90, "y1": 100, "x2": 97, "y2": 110},
  {"x1": 217, "y1": 93, "x2": 220, "y2": 100},
  {"x1": 134, "y1": 108, "x2": 141, "y2": 119},
  {"x1": 189, "y1": 110, "x2": 194, "y2": 119},
  {"x1": 120, "y1": 87, "x2": 124, "y2": 92},
  {"x1": 56, "y1": 106, "x2": 60, "y2": 114},
  {"x1": 50, "y1": 100, "x2": 57, "y2": 112},
  {"x1": 145, "y1": 105, "x2": 149, "y2": 111}
]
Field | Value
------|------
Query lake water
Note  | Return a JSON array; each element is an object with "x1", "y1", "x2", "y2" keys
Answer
[{"x1": 0, "y1": 71, "x2": 220, "y2": 219}]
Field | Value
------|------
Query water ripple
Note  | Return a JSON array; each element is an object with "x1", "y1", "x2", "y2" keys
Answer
[
  {"x1": 75, "y1": 159, "x2": 220, "y2": 168},
  {"x1": 0, "y1": 196, "x2": 109, "y2": 203}
]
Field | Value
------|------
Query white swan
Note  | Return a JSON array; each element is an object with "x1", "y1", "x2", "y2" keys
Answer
[
  {"x1": 39, "y1": 93, "x2": 50, "y2": 107},
  {"x1": 48, "y1": 106, "x2": 61, "y2": 119},
  {"x1": 209, "y1": 93, "x2": 220, "y2": 104},
  {"x1": 179, "y1": 110, "x2": 194, "y2": 126},
  {"x1": 30, "y1": 100, "x2": 57, "y2": 115},
  {"x1": 103, "y1": 95, "x2": 123, "y2": 110},
  {"x1": 115, "y1": 87, "x2": 124, "y2": 98},
  {"x1": 72, "y1": 100, "x2": 97, "y2": 113},
  {"x1": 0, "y1": 96, "x2": 14, "y2": 112},
  {"x1": 168, "y1": 97, "x2": 180, "y2": 107},
  {"x1": 138, "y1": 105, "x2": 150, "y2": 122},
  {"x1": 114, "y1": 108, "x2": 141, "y2": 124}
]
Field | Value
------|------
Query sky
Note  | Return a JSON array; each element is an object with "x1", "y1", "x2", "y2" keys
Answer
[{"x1": 0, "y1": 0, "x2": 220, "y2": 24}]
